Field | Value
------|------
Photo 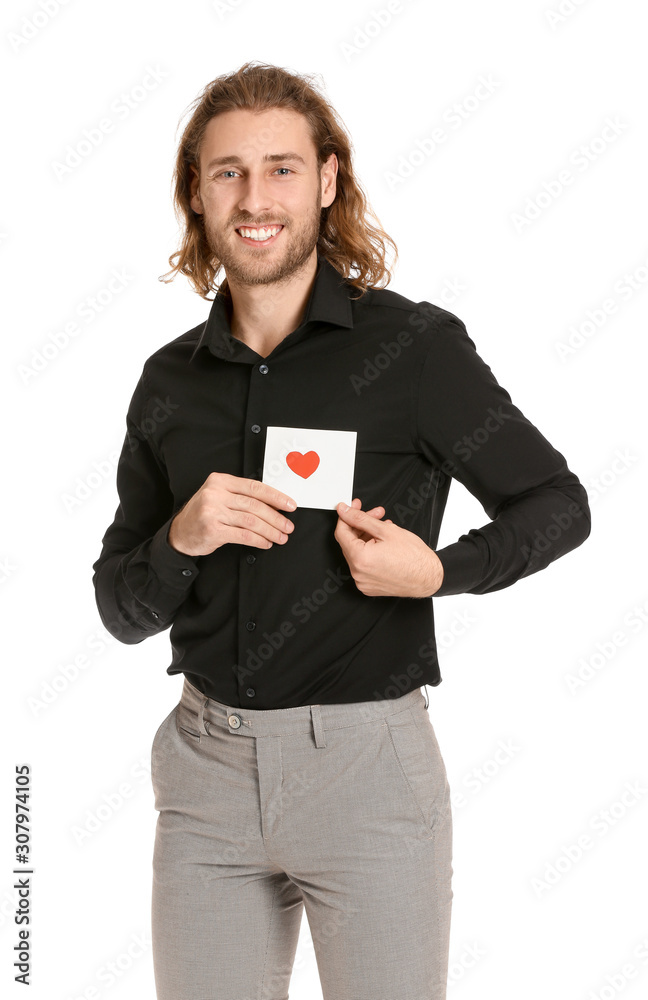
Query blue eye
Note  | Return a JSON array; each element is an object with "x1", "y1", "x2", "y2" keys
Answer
[{"x1": 217, "y1": 167, "x2": 293, "y2": 179}]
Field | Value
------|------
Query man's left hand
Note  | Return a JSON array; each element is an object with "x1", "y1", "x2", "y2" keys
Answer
[{"x1": 334, "y1": 498, "x2": 444, "y2": 598}]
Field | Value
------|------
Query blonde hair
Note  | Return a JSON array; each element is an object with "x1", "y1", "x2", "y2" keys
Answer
[{"x1": 159, "y1": 60, "x2": 398, "y2": 299}]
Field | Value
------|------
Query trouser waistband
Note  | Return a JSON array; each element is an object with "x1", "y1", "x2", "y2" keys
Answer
[{"x1": 180, "y1": 676, "x2": 430, "y2": 748}]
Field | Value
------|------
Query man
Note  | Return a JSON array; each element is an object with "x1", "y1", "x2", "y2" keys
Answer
[{"x1": 92, "y1": 61, "x2": 591, "y2": 1000}]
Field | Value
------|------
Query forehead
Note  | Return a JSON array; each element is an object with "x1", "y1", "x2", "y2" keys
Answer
[{"x1": 199, "y1": 107, "x2": 316, "y2": 166}]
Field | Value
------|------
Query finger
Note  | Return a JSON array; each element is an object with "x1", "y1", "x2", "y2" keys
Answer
[
  {"x1": 334, "y1": 510, "x2": 364, "y2": 549},
  {"x1": 238, "y1": 476, "x2": 298, "y2": 512},
  {"x1": 343, "y1": 507, "x2": 387, "y2": 538},
  {"x1": 227, "y1": 509, "x2": 293, "y2": 545},
  {"x1": 230, "y1": 492, "x2": 296, "y2": 540},
  {"x1": 349, "y1": 499, "x2": 385, "y2": 519}
]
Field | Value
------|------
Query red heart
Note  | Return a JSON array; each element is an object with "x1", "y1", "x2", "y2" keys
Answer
[{"x1": 286, "y1": 450, "x2": 320, "y2": 479}]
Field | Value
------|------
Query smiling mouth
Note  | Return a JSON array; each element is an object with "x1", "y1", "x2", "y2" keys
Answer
[{"x1": 235, "y1": 225, "x2": 284, "y2": 246}]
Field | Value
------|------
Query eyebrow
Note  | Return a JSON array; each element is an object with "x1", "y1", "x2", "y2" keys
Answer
[{"x1": 205, "y1": 152, "x2": 307, "y2": 171}]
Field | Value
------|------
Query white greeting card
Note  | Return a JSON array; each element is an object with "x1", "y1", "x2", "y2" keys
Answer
[{"x1": 262, "y1": 425, "x2": 357, "y2": 510}]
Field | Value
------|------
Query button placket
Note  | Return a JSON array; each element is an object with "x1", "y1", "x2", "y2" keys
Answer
[{"x1": 238, "y1": 360, "x2": 273, "y2": 705}]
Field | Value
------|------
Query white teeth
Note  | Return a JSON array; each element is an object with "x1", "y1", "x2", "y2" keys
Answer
[{"x1": 238, "y1": 226, "x2": 282, "y2": 240}]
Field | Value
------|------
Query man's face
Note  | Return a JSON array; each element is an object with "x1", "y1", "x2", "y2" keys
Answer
[{"x1": 190, "y1": 107, "x2": 337, "y2": 288}]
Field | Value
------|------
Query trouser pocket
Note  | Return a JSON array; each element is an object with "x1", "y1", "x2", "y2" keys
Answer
[{"x1": 385, "y1": 706, "x2": 451, "y2": 835}]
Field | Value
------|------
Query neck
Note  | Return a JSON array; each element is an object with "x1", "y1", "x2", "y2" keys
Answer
[{"x1": 225, "y1": 250, "x2": 319, "y2": 357}]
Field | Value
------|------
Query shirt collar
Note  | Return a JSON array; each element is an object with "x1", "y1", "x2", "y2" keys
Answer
[{"x1": 189, "y1": 253, "x2": 355, "y2": 363}]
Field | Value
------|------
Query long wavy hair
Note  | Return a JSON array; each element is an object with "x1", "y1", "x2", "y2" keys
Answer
[{"x1": 159, "y1": 61, "x2": 398, "y2": 300}]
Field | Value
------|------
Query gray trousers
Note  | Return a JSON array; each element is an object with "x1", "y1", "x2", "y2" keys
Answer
[{"x1": 151, "y1": 677, "x2": 453, "y2": 1000}]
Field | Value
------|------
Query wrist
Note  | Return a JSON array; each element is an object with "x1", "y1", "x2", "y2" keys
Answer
[
  {"x1": 167, "y1": 515, "x2": 189, "y2": 555},
  {"x1": 427, "y1": 549, "x2": 444, "y2": 597}
]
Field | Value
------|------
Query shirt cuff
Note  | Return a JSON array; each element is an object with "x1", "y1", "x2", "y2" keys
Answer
[
  {"x1": 149, "y1": 515, "x2": 200, "y2": 591},
  {"x1": 433, "y1": 539, "x2": 485, "y2": 597}
]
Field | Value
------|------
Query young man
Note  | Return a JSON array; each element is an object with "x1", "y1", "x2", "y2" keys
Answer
[{"x1": 92, "y1": 61, "x2": 591, "y2": 1000}]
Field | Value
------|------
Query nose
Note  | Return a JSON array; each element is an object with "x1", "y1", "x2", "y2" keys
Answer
[{"x1": 237, "y1": 170, "x2": 274, "y2": 219}]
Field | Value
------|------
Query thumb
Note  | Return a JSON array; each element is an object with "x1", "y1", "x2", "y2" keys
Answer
[{"x1": 336, "y1": 502, "x2": 387, "y2": 539}]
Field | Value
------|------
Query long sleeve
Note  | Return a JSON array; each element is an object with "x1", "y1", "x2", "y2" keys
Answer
[
  {"x1": 416, "y1": 312, "x2": 591, "y2": 597},
  {"x1": 91, "y1": 365, "x2": 200, "y2": 644}
]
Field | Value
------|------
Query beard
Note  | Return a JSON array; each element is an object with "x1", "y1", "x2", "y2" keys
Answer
[{"x1": 202, "y1": 184, "x2": 323, "y2": 290}]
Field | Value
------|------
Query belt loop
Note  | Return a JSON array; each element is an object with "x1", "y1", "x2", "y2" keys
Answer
[
  {"x1": 422, "y1": 685, "x2": 430, "y2": 710},
  {"x1": 198, "y1": 697, "x2": 211, "y2": 736},
  {"x1": 311, "y1": 705, "x2": 326, "y2": 748}
]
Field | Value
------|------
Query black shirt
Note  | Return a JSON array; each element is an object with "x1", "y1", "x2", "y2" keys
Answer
[{"x1": 92, "y1": 254, "x2": 591, "y2": 708}]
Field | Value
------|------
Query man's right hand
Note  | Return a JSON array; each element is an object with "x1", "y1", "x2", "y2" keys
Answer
[{"x1": 167, "y1": 472, "x2": 298, "y2": 557}]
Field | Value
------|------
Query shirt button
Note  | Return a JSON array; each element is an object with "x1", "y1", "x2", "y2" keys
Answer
[
  {"x1": 259, "y1": 364, "x2": 269, "y2": 374},
  {"x1": 228, "y1": 714, "x2": 242, "y2": 730},
  {"x1": 251, "y1": 424, "x2": 261, "y2": 433},
  {"x1": 246, "y1": 554, "x2": 256, "y2": 564},
  {"x1": 181, "y1": 569, "x2": 193, "y2": 576},
  {"x1": 246, "y1": 688, "x2": 255, "y2": 698},
  {"x1": 151, "y1": 611, "x2": 159, "y2": 619},
  {"x1": 246, "y1": 621, "x2": 256, "y2": 631}
]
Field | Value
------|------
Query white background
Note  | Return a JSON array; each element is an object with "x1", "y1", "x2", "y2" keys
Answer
[{"x1": 3, "y1": 0, "x2": 647, "y2": 997}]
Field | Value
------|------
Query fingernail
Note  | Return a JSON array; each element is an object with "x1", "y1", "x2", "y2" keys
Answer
[{"x1": 338, "y1": 502, "x2": 349, "y2": 513}]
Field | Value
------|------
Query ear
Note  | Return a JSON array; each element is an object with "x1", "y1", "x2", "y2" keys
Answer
[
  {"x1": 189, "y1": 164, "x2": 203, "y2": 215},
  {"x1": 321, "y1": 152, "x2": 338, "y2": 210}
]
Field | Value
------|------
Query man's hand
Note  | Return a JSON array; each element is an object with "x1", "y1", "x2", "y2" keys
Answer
[
  {"x1": 168, "y1": 472, "x2": 298, "y2": 556},
  {"x1": 334, "y1": 498, "x2": 444, "y2": 598}
]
